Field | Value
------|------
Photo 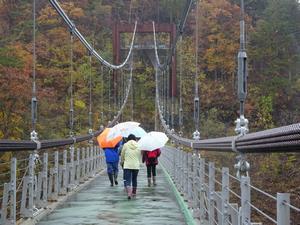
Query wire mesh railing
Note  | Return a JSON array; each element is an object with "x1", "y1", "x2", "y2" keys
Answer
[
  {"x1": 0, "y1": 144, "x2": 106, "y2": 225},
  {"x1": 160, "y1": 146, "x2": 300, "y2": 225}
]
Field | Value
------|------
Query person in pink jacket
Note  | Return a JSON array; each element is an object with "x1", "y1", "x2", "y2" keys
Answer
[{"x1": 142, "y1": 148, "x2": 161, "y2": 187}]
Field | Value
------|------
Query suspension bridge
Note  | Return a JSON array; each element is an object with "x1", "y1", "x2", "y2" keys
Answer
[{"x1": 0, "y1": 0, "x2": 299, "y2": 225}]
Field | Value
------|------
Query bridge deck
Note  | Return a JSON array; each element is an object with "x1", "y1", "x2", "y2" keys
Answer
[{"x1": 36, "y1": 166, "x2": 188, "y2": 225}]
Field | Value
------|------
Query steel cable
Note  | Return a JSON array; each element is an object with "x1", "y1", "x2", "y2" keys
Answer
[{"x1": 49, "y1": 0, "x2": 137, "y2": 70}]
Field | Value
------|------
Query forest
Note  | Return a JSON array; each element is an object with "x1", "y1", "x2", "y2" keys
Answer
[{"x1": 0, "y1": 0, "x2": 300, "y2": 222}]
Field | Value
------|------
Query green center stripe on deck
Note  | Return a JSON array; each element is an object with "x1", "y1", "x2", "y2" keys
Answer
[{"x1": 161, "y1": 165, "x2": 196, "y2": 225}]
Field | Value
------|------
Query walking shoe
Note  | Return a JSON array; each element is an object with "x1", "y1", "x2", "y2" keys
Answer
[
  {"x1": 108, "y1": 174, "x2": 114, "y2": 187},
  {"x1": 132, "y1": 187, "x2": 137, "y2": 198},
  {"x1": 114, "y1": 174, "x2": 118, "y2": 185},
  {"x1": 153, "y1": 176, "x2": 157, "y2": 186},
  {"x1": 147, "y1": 178, "x2": 151, "y2": 187},
  {"x1": 126, "y1": 187, "x2": 132, "y2": 200}
]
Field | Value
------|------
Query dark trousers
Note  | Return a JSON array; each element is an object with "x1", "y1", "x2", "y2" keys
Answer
[
  {"x1": 123, "y1": 169, "x2": 139, "y2": 187},
  {"x1": 106, "y1": 162, "x2": 118, "y2": 175},
  {"x1": 147, "y1": 164, "x2": 156, "y2": 178}
]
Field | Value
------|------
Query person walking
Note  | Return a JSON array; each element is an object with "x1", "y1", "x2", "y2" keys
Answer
[
  {"x1": 120, "y1": 134, "x2": 141, "y2": 199},
  {"x1": 142, "y1": 148, "x2": 161, "y2": 187},
  {"x1": 103, "y1": 141, "x2": 122, "y2": 187}
]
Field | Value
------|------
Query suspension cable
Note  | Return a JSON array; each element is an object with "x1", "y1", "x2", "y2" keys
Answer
[
  {"x1": 106, "y1": 58, "x2": 134, "y2": 126},
  {"x1": 166, "y1": 67, "x2": 170, "y2": 125},
  {"x1": 108, "y1": 69, "x2": 111, "y2": 117},
  {"x1": 119, "y1": 69, "x2": 123, "y2": 120},
  {"x1": 152, "y1": 0, "x2": 193, "y2": 71},
  {"x1": 30, "y1": 0, "x2": 38, "y2": 141},
  {"x1": 165, "y1": 71, "x2": 167, "y2": 122},
  {"x1": 108, "y1": 55, "x2": 134, "y2": 126},
  {"x1": 235, "y1": 0, "x2": 248, "y2": 135},
  {"x1": 234, "y1": 0, "x2": 250, "y2": 178},
  {"x1": 162, "y1": 69, "x2": 165, "y2": 115},
  {"x1": 131, "y1": 70, "x2": 134, "y2": 120},
  {"x1": 161, "y1": 69, "x2": 164, "y2": 114},
  {"x1": 88, "y1": 52, "x2": 93, "y2": 135},
  {"x1": 193, "y1": 0, "x2": 200, "y2": 140},
  {"x1": 152, "y1": 22, "x2": 163, "y2": 68},
  {"x1": 69, "y1": 30, "x2": 74, "y2": 137},
  {"x1": 120, "y1": 69, "x2": 126, "y2": 110},
  {"x1": 171, "y1": 73, "x2": 174, "y2": 131},
  {"x1": 114, "y1": 70, "x2": 117, "y2": 116},
  {"x1": 49, "y1": 0, "x2": 137, "y2": 70},
  {"x1": 100, "y1": 66, "x2": 104, "y2": 126},
  {"x1": 179, "y1": 35, "x2": 183, "y2": 136}
]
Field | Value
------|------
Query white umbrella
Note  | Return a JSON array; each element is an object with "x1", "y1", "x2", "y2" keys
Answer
[
  {"x1": 124, "y1": 126, "x2": 147, "y2": 138},
  {"x1": 107, "y1": 121, "x2": 140, "y2": 140},
  {"x1": 138, "y1": 131, "x2": 169, "y2": 151}
]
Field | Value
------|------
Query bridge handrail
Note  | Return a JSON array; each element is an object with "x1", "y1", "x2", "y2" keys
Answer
[
  {"x1": 155, "y1": 69, "x2": 300, "y2": 153},
  {"x1": 160, "y1": 118, "x2": 300, "y2": 153},
  {"x1": 0, "y1": 107, "x2": 127, "y2": 152},
  {"x1": 0, "y1": 132, "x2": 97, "y2": 151},
  {"x1": 5, "y1": 116, "x2": 295, "y2": 153}
]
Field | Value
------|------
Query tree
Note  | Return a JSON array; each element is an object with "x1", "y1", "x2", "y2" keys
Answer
[{"x1": 249, "y1": 0, "x2": 300, "y2": 126}]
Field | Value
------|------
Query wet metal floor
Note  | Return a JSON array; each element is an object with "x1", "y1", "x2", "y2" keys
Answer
[{"x1": 36, "y1": 166, "x2": 187, "y2": 225}]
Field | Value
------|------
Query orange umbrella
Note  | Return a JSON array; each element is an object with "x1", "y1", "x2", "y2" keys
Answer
[{"x1": 97, "y1": 128, "x2": 122, "y2": 148}]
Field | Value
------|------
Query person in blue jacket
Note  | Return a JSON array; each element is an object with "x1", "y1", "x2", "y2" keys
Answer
[{"x1": 103, "y1": 141, "x2": 123, "y2": 186}]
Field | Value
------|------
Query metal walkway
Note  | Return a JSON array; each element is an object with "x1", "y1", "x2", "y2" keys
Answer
[{"x1": 36, "y1": 166, "x2": 187, "y2": 225}]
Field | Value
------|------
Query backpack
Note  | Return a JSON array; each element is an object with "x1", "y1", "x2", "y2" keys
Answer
[{"x1": 147, "y1": 150, "x2": 158, "y2": 159}]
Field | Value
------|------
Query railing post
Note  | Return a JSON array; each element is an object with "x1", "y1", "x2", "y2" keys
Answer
[
  {"x1": 96, "y1": 147, "x2": 100, "y2": 170},
  {"x1": 7, "y1": 157, "x2": 17, "y2": 225},
  {"x1": 180, "y1": 150, "x2": 184, "y2": 193},
  {"x1": 21, "y1": 154, "x2": 34, "y2": 218},
  {"x1": 99, "y1": 146, "x2": 102, "y2": 169},
  {"x1": 99, "y1": 147, "x2": 103, "y2": 171},
  {"x1": 92, "y1": 146, "x2": 96, "y2": 175},
  {"x1": 172, "y1": 147, "x2": 176, "y2": 180},
  {"x1": 36, "y1": 153, "x2": 46, "y2": 208},
  {"x1": 192, "y1": 153, "x2": 199, "y2": 218},
  {"x1": 41, "y1": 153, "x2": 48, "y2": 207},
  {"x1": 69, "y1": 146, "x2": 75, "y2": 190},
  {"x1": 0, "y1": 158, "x2": 16, "y2": 224},
  {"x1": 86, "y1": 147, "x2": 90, "y2": 178},
  {"x1": 80, "y1": 148, "x2": 85, "y2": 182},
  {"x1": 64, "y1": 149, "x2": 68, "y2": 192},
  {"x1": 84, "y1": 147, "x2": 88, "y2": 179},
  {"x1": 208, "y1": 162, "x2": 215, "y2": 225},
  {"x1": 88, "y1": 146, "x2": 91, "y2": 177},
  {"x1": 90, "y1": 146, "x2": 93, "y2": 175},
  {"x1": 240, "y1": 176, "x2": 251, "y2": 225},
  {"x1": 199, "y1": 158, "x2": 205, "y2": 224},
  {"x1": 187, "y1": 152, "x2": 193, "y2": 205},
  {"x1": 174, "y1": 148, "x2": 178, "y2": 187},
  {"x1": 184, "y1": 151, "x2": 188, "y2": 198},
  {"x1": 277, "y1": 193, "x2": 290, "y2": 225},
  {"x1": 92, "y1": 146, "x2": 95, "y2": 175},
  {"x1": 178, "y1": 150, "x2": 181, "y2": 192},
  {"x1": 222, "y1": 167, "x2": 229, "y2": 225},
  {"x1": 59, "y1": 150, "x2": 67, "y2": 195},
  {"x1": 94, "y1": 146, "x2": 98, "y2": 171},
  {"x1": 1, "y1": 183, "x2": 9, "y2": 224},
  {"x1": 76, "y1": 148, "x2": 80, "y2": 184},
  {"x1": 48, "y1": 151, "x2": 58, "y2": 201},
  {"x1": 94, "y1": 146, "x2": 97, "y2": 171}
]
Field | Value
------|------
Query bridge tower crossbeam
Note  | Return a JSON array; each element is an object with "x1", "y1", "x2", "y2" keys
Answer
[{"x1": 112, "y1": 22, "x2": 177, "y2": 98}]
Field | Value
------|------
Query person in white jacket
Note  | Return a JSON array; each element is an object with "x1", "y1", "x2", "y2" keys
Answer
[{"x1": 120, "y1": 134, "x2": 141, "y2": 199}]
